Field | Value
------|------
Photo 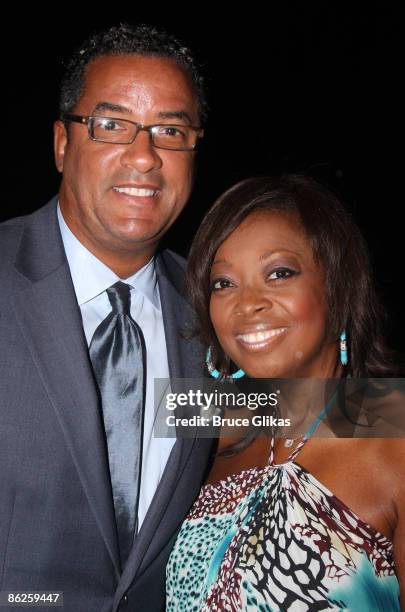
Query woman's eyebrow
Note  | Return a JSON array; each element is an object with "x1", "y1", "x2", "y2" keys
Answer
[
  {"x1": 211, "y1": 259, "x2": 231, "y2": 267},
  {"x1": 212, "y1": 249, "x2": 303, "y2": 267},
  {"x1": 259, "y1": 249, "x2": 302, "y2": 261}
]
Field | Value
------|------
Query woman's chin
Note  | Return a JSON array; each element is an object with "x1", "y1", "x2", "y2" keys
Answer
[{"x1": 242, "y1": 364, "x2": 286, "y2": 379}]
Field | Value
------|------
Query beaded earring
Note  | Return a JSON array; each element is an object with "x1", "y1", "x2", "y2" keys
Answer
[
  {"x1": 206, "y1": 346, "x2": 245, "y2": 380},
  {"x1": 340, "y1": 330, "x2": 348, "y2": 366}
]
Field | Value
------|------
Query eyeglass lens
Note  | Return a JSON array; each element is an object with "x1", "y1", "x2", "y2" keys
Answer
[{"x1": 90, "y1": 116, "x2": 196, "y2": 149}]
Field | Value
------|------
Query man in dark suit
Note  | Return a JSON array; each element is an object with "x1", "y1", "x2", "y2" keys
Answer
[{"x1": 0, "y1": 24, "x2": 212, "y2": 611}]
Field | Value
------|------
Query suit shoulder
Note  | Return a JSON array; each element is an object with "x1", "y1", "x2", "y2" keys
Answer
[
  {"x1": 0, "y1": 215, "x2": 26, "y2": 263},
  {"x1": 0, "y1": 213, "x2": 26, "y2": 232},
  {"x1": 0, "y1": 198, "x2": 58, "y2": 267},
  {"x1": 158, "y1": 249, "x2": 187, "y2": 273}
]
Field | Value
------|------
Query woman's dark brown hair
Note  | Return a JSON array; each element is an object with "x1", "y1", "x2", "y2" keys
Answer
[{"x1": 187, "y1": 174, "x2": 399, "y2": 378}]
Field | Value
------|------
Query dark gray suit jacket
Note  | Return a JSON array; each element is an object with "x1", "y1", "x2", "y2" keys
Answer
[{"x1": 0, "y1": 197, "x2": 213, "y2": 611}]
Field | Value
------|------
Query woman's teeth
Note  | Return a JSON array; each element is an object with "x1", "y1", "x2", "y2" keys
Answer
[{"x1": 237, "y1": 328, "x2": 287, "y2": 344}]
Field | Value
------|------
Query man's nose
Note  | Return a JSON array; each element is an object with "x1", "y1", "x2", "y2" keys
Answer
[
  {"x1": 235, "y1": 286, "x2": 272, "y2": 315},
  {"x1": 120, "y1": 130, "x2": 162, "y2": 173}
]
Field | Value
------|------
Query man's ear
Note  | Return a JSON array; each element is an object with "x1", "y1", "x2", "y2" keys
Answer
[{"x1": 54, "y1": 120, "x2": 68, "y2": 173}]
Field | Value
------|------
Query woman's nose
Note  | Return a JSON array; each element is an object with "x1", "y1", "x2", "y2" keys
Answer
[{"x1": 235, "y1": 286, "x2": 272, "y2": 315}]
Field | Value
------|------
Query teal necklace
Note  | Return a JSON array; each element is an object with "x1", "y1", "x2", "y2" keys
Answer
[{"x1": 284, "y1": 390, "x2": 337, "y2": 447}]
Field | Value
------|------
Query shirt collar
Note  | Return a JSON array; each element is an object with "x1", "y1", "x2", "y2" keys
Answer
[{"x1": 57, "y1": 203, "x2": 160, "y2": 310}]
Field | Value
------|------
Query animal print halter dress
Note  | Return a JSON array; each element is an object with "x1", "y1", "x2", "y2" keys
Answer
[{"x1": 166, "y1": 430, "x2": 400, "y2": 610}]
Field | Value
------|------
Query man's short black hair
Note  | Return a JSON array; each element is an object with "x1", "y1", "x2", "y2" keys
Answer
[{"x1": 59, "y1": 23, "x2": 208, "y2": 124}]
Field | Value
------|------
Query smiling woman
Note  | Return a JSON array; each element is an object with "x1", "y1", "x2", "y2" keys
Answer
[
  {"x1": 166, "y1": 175, "x2": 405, "y2": 611},
  {"x1": 209, "y1": 209, "x2": 334, "y2": 380},
  {"x1": 186, "y1": 175, "x2": 401, "y2": 381}
]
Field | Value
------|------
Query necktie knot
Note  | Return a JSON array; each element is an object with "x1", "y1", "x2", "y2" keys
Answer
[{"x1": 107, "y1": 281, "x2": 131, "y2": 316}]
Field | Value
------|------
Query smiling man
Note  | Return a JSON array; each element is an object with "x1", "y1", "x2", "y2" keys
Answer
[
  {"x1": 55, "y1": 51, "x2": 203, "y2": 277},
  {"x1": 0, "y1": 24, "x2": 212, "y2": 612}
]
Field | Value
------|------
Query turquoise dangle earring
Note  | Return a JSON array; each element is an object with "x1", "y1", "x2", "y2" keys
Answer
[
  {"x1": 206, "y1": 346, "x2": 245, "y2": 380},
  {"x1": 340, "y1": 330, "x2": 348, "y2": 366}
]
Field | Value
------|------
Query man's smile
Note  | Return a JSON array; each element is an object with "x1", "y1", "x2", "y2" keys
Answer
[{"x1": 113, "y1": 183, "x2": 161, "y2": 198}]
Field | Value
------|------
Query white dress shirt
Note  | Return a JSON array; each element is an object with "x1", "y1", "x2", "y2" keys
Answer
[{"x1": 57, "y1": 204, "x2": 175, "y2": 530}]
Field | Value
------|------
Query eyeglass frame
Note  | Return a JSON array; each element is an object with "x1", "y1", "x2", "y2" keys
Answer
[{"x1": 61, "y1": 113, "x2": 204, "y2": 151}]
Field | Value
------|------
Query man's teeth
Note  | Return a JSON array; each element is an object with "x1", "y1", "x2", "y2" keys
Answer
[
  {"x1": 238, "y1": 328, "x2": 287, "y2": 343},
  {"x1": 114, "y1": 187, "x2": 157, "y2": 196}
]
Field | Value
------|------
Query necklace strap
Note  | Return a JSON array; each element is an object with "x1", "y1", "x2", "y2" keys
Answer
[{"x1": 269, "y1": 390, "x2": 337, "y2": 465}]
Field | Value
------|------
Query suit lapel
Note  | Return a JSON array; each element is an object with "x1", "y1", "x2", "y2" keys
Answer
[
  {"x1": 155, "y1": 250, "x2": 204, "y2": 381},
  {"x1": 12, "y1": 199, "x2": 121, "y2": 578}
]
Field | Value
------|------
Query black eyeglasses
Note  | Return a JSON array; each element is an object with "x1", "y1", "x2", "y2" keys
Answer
[{"x1": 62, "y1": 113, "x2": 204, "y2": 151}]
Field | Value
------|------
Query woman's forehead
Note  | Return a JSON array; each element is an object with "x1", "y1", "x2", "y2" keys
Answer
[{"x1": 216, "y1": 209, "x2": 309, "y2": 257}]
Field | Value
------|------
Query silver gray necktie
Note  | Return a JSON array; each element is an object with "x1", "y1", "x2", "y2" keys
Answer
[{"x1": 89, "y1": 281, "x2": 146, "y2": 567}]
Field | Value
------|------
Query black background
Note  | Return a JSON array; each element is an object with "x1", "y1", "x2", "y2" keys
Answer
[{"x1": 3, "y1": 4, "x2": 403, "y2": 349}]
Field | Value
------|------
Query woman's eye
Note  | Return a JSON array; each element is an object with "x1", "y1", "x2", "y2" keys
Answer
[
  {"x1": 211, "y1": 278, "x2": 234, "y2": 291},
  {"x1": 267, "y1": 267, "x2": 296, "y2": 281}
]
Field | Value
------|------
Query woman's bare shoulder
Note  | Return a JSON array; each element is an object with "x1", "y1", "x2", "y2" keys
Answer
[{"x1": 377, "y1": 438, "x2": 405, "y2": 473}]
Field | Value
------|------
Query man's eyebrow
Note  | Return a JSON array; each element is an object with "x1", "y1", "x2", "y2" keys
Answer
[
  {"x1": 157, "y1": 110, "x2": 194, "y2": 124},
  {"x1": 93, "y1": 102, "x2": 132, "y2": 114},
  {"x1": 91, "y1": 104, "x2": 196, "y2": 125}
]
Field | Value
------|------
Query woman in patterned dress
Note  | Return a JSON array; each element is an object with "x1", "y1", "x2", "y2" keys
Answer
[{"x1": 166, "y1": 175, "x2": 404, "y2": 611}]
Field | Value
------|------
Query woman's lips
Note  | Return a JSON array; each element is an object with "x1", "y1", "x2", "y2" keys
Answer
[{"x1": 235, "y1": 327, "x2": 288, "y2": 351}]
